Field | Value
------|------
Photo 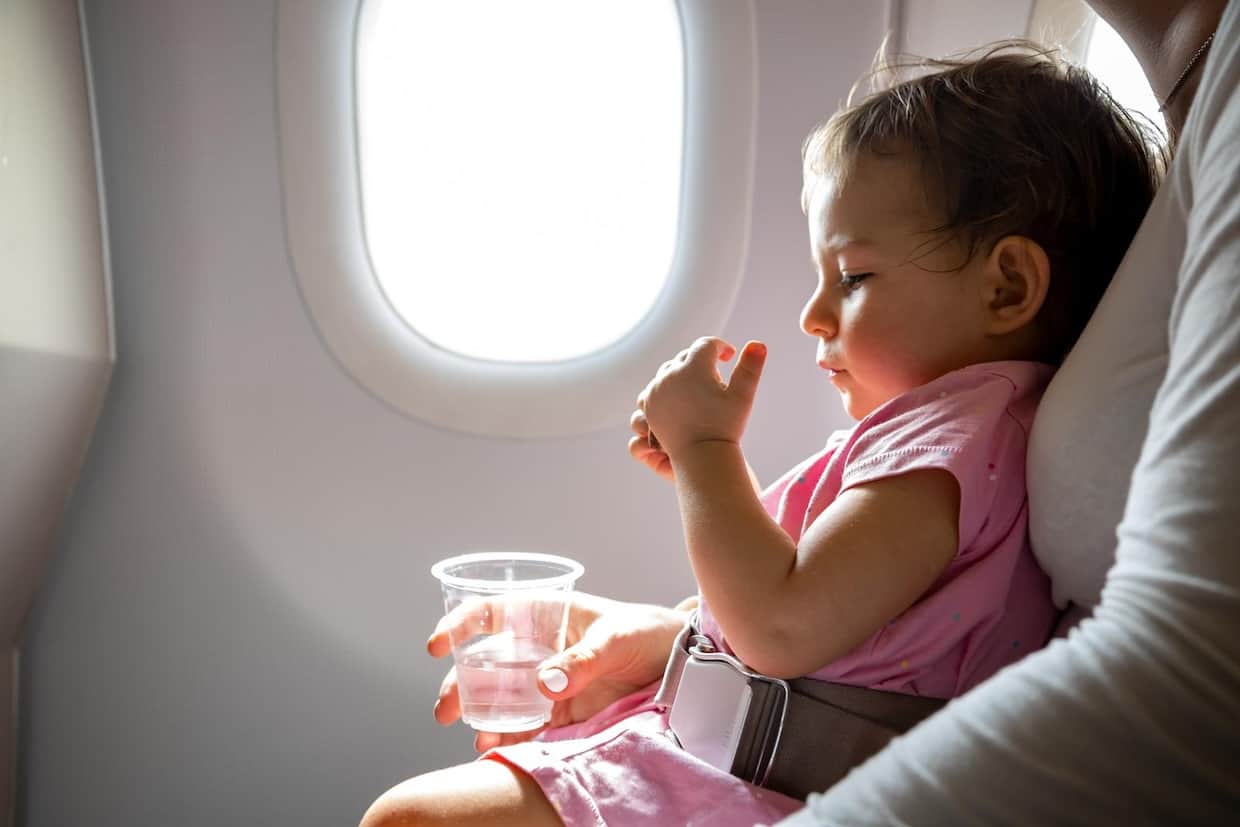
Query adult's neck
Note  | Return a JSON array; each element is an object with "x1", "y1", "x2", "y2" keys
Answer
[{"x1": 1086, "y1": 0, "x2": 1227, "y2": 141}]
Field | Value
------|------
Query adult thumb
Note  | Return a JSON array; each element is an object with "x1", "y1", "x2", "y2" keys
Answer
[
  {"x1": 727, "y1": 340, "x2": 767, "y2": 402},
  {"x1": 536, "y1": 642, "x2": 602, "y2": 699}
]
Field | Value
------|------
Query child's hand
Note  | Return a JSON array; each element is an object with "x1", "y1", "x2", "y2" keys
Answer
[
  {"x1": 627, "y1": 409, "x2": 674, "y2": 481},
  {"x1": 637, "y1": 337, "x2": 767, "y2": 458}
]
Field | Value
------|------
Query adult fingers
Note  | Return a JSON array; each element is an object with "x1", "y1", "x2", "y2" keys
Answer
[
  {"x1": 432, "y1": 667, "x2": 462, "y2": 725},
  {"x1": 538, "y1": 605, "x2": 688, "y2": 705},
  {"x1": 534, "y1": 639, "x2": 607, "y2": 701},
  {"x1": 429, "y1": 595, "x2": 568, "y2": 661},
  {"x1": 427, "y1": 597, "x2": 506, "y2": 658},
  {"x1": 473, "y1": 727, "x2": 548, "y2": 753},
  {"x1": 726, "y1": 340, "x2": 767, "y2": 404}
]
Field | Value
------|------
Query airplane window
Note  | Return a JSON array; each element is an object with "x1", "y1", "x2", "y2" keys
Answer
[
  {"x1": 277, "y1": 1, "x2": 756, "y2": 437},
  {"x1": 1084, "y1": 15, "x2": 1165, "y2": 139},
  {"x1": 357, "y1": 1, "x2": 683, "y2": 363}
]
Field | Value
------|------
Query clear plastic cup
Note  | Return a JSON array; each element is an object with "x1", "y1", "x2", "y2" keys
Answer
[{"x1": 431, "y1": 551, "x2": 584, "y2": 733}]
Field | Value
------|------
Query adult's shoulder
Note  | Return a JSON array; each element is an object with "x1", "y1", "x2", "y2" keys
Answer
[{"x1": 1179, "y1": 4, "x2": 1240, "y2": 191}]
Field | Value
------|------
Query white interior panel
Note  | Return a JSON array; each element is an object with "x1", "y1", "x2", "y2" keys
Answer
[
  {"x1": 19, "y1": 2, "x2": 1030, "y2": 825},
  {"x1": 902, "y1": 0, "x2": 1035, "y2": 58},
  {"x1": 1, "y1": 1, "x2": 113, "y2": 823}
]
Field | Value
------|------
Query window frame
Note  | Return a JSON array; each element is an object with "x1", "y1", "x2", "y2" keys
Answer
[
  {"x1": 276, "y1": 0, "x2": 758, "y2": 438},
  {"x1": 1025, "y1": 0, "x2": 1094, "y2": 63}
]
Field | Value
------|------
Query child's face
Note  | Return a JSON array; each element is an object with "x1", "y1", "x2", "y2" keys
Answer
[{"x1": 801, "y1": 152, "x2": 992, "y2": 420}]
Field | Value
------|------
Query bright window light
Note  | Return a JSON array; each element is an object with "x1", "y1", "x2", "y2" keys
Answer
[
  {"x1": 1085, "y1": 15, "x2": 1165, "y2": 140},
  {"x1": 357, "y1": 1, "x2": 684, "y2": 363}
]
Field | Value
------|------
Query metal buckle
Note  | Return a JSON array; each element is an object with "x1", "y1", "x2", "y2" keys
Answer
[{"x1": 656, "y1": 615, "x2": 790, "y2": 788}]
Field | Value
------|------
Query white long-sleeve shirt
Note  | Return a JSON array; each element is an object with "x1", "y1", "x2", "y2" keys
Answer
[{"x1": 778, "y1": 4, "x2": 1240, "y2": 824}]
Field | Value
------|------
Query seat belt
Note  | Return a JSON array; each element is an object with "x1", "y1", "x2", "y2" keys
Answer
[{"x1": 654, "y1": 616, "x2": 946, "y2": 801}]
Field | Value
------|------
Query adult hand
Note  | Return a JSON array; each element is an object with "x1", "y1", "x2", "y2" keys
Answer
[
  {"x1": 427, "y1": 591, "x2": 689, "y2": 752},
  {"x1": 637, "y1": 337, "x2": 767, "y2": 458}
]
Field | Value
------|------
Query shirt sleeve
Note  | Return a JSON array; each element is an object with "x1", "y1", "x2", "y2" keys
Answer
[
  {"x1": 834, "y1": 367, "x2": 1038, "y2": 554},
  {"x1": 776, "y1": 9, "x2": 1240, "y2": 824}
]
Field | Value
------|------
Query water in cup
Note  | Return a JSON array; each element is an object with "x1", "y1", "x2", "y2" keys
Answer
[{"x1": 455, "y1": 632, "x2": 557, "y2": 732}]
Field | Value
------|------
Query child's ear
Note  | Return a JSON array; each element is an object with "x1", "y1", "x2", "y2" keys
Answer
[{"x1": 979, "y1": 236, "x2": 1050, "y2": 336}]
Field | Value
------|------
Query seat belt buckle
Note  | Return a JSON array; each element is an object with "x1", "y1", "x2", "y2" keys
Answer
[
  {"x1": 666, "y1": 650, "x2": 754, "y2": 773},
  {"x1": 657, "y1": 616, "x2": 790, "y2": 787}
]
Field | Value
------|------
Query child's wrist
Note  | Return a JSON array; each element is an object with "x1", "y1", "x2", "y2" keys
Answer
[{"x1": 668, "y1": 437, "x2": 747, "y2": 476}]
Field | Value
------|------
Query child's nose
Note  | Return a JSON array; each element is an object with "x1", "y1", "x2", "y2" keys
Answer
[{"x1": 799, "y1": 289, "x2": 837, "y2": 338}]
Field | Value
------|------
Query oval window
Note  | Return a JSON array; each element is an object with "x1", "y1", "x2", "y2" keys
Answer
[
  {"x1": 276, "y1": 0, "x2": 756, "y2": 437},
  {"x1": 357, "y1": 1, "x2": 683, "y2": 362},
  {"x1": 1083, "y1": 15, "x2": 1165, "y2": 140}
]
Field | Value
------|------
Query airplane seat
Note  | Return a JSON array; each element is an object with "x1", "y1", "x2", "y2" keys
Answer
[{"x1": 0, "y1": 0, "x2": 114, "y2": 824}]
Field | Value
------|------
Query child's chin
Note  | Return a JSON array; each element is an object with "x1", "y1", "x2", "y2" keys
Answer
[
  {"x1": 841, "y1": 395, "x2": 878, "y2": 421},
  {"x1": 840, "y1": 397, "x2": 865, "y2": 420}
]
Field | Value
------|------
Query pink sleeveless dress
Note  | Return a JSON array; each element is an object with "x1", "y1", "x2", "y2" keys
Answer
[{"x1": 488, "y1": 362, "x2": 1058, "y2": 826}]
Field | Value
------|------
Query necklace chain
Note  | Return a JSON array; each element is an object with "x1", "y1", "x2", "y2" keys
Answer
[{"x1": 1160, "y1": 31, "x2": 1215, "y2": 112}]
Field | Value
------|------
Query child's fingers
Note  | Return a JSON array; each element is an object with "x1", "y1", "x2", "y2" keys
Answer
[
  {"x1": 629, "y1": 408, "x2": 651, "y2": 438},
  {"x1": 628, "y1": 435, "x2": 673, "y2": 478},
  {"x1": 628, "y1": 434, "x2": 660, "y2": 462},
  {"x1": 629, "y1": 410, "x2": 667, "y2": 458},
  {"x1": 727, "y1": 340, "x2": 767, "y2": 403},
  {"x1": 685, "y1": 336, "x2": 736, "y2": 368}
]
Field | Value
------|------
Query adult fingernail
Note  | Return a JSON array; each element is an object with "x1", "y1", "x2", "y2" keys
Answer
[{"x1": 539, "y1": 667, "x2": 568, "y2": 693}]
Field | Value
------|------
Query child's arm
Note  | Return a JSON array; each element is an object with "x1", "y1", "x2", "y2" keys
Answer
[
  {"x1": 672, "y1": 440, "x2": 958, "y2": 678},
  {"x1": 642, "y1": 337, "x2": 958, "y2": 678}
]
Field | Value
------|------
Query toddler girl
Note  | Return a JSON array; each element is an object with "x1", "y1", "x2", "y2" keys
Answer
[{"x1": 364, "y1": 42, "x2": 1163, "y2": 827}]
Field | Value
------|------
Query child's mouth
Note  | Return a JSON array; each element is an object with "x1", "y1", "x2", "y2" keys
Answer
[{"x1": 818, "y1": 361, "x2": 846, "y2": 378}]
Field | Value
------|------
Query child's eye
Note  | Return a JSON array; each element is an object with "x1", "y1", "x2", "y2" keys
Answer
[{"x1": 838, "y1": 272, "x2": 872, "y2": 290}]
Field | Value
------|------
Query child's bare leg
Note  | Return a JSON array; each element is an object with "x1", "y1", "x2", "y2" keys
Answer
[{"x1": 359, "y1": 759, "x2": 563, "y2": 827}]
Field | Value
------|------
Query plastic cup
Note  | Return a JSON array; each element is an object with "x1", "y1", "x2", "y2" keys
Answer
[{"x1": 431, "y1": 551, "x2": 584, "y2": 733}]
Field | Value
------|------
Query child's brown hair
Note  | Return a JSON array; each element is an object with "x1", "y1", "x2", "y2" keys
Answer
[{"x1": 802, "y1": 41, "x2": 1165, "y2": 364}]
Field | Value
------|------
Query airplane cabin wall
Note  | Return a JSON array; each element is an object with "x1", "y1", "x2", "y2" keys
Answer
[{"x1": 18, "y1": 1, "x2": 1034, "y2": 824}]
